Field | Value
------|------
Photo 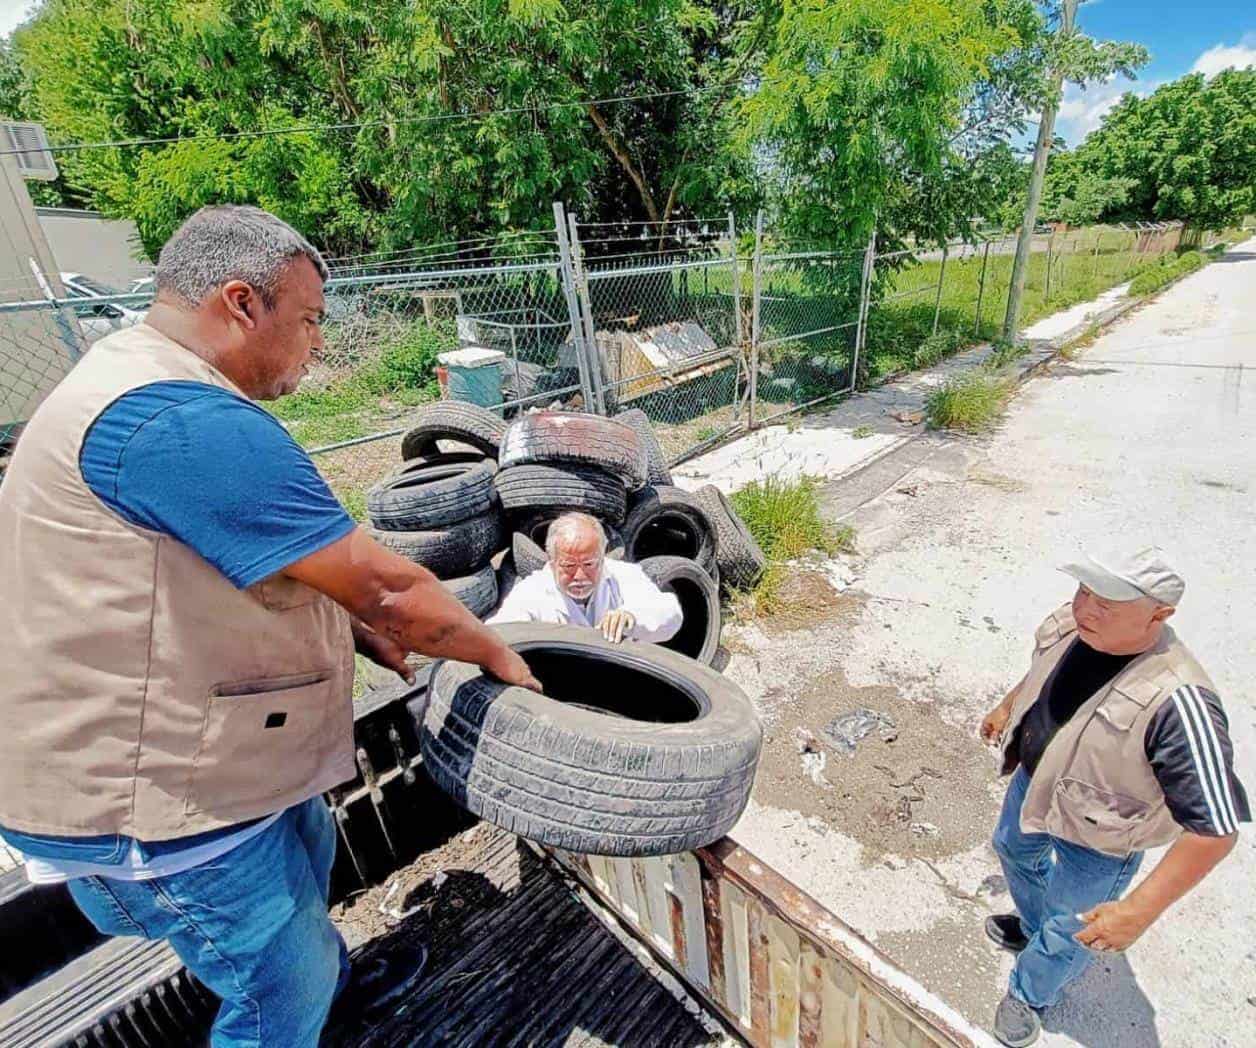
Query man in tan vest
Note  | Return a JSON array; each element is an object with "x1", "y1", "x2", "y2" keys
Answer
[
  {"x1": 0, "y1": 205, "x2": 539, "y2": 1047},
  {"x1": 979, "y1": 547, "x2": 1248, "y2": 1046}
]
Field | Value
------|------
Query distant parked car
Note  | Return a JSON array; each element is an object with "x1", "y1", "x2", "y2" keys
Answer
[{"x1": 60, "y1": 273, "x2": 145, "y2": 343}]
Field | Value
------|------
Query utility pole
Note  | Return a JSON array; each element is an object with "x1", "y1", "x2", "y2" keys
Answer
[{"x1": 1003, "y1": 0, "x2": 1078, "y2": 339}]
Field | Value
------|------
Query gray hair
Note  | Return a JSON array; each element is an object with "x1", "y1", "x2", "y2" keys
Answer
[
  {"x1": 155, "y1": 204, "x2": 329, "y2": 309},
  {"x1": 545, "y1": 512, "x2": 607, "y2": 561}
]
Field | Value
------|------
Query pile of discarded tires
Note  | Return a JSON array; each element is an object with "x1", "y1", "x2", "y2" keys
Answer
[
  {"x1": 366, "y1": 401, "x2": 768, "y2": 666},
  {"x1": 365, "y1": 402, "x2": 510, "y2": 618}
]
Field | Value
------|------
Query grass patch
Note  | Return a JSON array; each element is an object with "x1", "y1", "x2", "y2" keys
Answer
[
  {"x1": 984, "y1": 337, "x2": 1029, "y2": 371},
  {"x1": 1128, "y1": 249, "x2": 1207, "y2": 296},
  {"x1": 267, "y1": 320, "x2": 452, "y2": 447},
  {"x1": 336, "y1": 486, "x2": 369, "y2": 523},
  {"x1": 852, "y1": 425, "x2": 874, "y2": 439},
  {"x1": 912, "y1": 329, "x2": 967, "y2": 369},
  {"x1": 863, "y1": 227, "x2": 1177, "y2": 382},
  {"x1": 1058, "y1": 322, "x2": 1103, "y2": 361},
  {"x1": 925, "y1": 371, "x2": 1014, "y2": 433},
  {"x1": 289, "y1": 414, "x2": 370, "y2": 448},
  {"x1": 728, "y1": 476, "x2": 852, "y2": 618}
]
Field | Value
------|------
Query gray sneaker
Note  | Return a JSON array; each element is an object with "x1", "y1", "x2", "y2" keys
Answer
[{"x1": 994, "y1": 993, "x2": 1041, "y2": 1047}]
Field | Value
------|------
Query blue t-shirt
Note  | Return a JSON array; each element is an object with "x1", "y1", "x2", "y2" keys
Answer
[
  {"x1": 0, "y1": 380, "x2": 355, "y2": 866},
  {"x1": 80, "y1": 380, "x2": 354, "y2": 586}
]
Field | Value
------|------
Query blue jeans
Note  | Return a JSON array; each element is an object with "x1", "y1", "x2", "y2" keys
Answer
[
  {"x1": 992, "y1": 768, "x2": 1143, "y2": 1010},
  {"x1": 68, "y1": 798, "x2": 350, "y2": 1047}
]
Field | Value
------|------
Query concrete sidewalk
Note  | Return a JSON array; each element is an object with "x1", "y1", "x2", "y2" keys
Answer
[
  {"x1": 718, "y1": 241, "x2": 1256, "y2": 1047},
  {"x1": 672, "y1": 282, "x2": 1130, "y2": 496}
]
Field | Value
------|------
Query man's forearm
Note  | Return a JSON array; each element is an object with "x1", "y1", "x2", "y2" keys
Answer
[
  {"x1": 1125, "y1": 831, "x2": 1236, "y2": 923},
  {"x1": 365, "y1": 569, "x2": 510, "y2": 670}
]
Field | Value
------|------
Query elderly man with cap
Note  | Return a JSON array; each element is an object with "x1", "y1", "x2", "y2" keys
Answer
[{"x1": 979, "y1": 546, "x2": 1248, "y2": 1047}]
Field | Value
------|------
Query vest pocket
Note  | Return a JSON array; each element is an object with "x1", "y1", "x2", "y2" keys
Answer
[
  {"x1": 186, "y1": 672, "x2": 335, "y2": 815},
  {"x1": 1049, "y1": 777, "x2": 1148, "y2": 856}
]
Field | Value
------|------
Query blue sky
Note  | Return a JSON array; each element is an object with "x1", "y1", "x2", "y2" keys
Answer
[
  {"x1": 0, "y1": 0, "x2": 1251, "y2": 149},
  {"x1": 1054, "y1": 1, "x2": 1253, "y2": 144}
]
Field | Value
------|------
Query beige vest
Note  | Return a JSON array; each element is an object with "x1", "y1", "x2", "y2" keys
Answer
[
  {"x1": 1002, "y1": 604, "x2": 1215, "y2": 856},
  {"x1": 0, "y1": 324, "x2": 354, "y2": 839}
]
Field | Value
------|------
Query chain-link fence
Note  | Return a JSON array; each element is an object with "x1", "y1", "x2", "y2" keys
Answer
[
  {"x1": 569, "y1": 215, "x2": 747, "y2": 463},
  {"x1": 0, "y1": 204, "x2": 1201, "y2": 506}
]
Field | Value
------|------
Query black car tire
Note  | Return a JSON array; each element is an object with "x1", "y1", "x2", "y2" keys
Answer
[
  {"x1": 400, "y1": 402, "x2": 508, "y2": 461},
  {"x1": 614, "y1": 409, "x2": 672, "y2": 486},
  {"x1": 443, "y1": 564, "x2": 499, "y2": 619},
  {"x1": 499, "y1": 412, "x2": 647, "y2": 489},
  {"x1": 372, "y1": 511, "x2": 505, "y2": 579},
  {"x1": 494, "y1": 463, "x2": 627, "y2": 524},
  {"x1": 638, "y1": 556, "x2": 721, "y2": 666},
  {"x1": 621, "y1": 486, "x2": 717, "y2": 576},
  {"x1": 368, "y1": 459, "x2": 498, "y2": 531},
  {"x1": 693, "y1": 485, "x2": 767, "y2": 592},
  {"x1": 419, "y1": 623, "x2": 762, "y2": 856}
]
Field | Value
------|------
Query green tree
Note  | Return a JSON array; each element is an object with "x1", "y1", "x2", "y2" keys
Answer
[
  {"x1": 10, "y1": 0, "x2": 754, "y2": 257},
  {"x1": 1050, "y1": 69, "x2": 1256, "y2": 229},
  {"x1": 0, "y1": 34, "x2": 70, "y2": 206},
  {"x1": 1040, "y1": 149, "x2": 1136, "y2": 225},
  {"x1": 738, "y1": 0, "x2": 1044, "y2": 251}
]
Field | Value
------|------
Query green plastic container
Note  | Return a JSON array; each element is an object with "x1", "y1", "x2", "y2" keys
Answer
[{"x1": 438, "y1": 347, "x2": 506, "y2": 408}]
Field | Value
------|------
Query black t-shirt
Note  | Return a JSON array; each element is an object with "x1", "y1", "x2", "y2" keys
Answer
[
  {"x1": 1017, "y1": 639, "x2": 1137, "y2": 778},
  {"x1": 1014, "y1": 639, "x2": 1251, "y2": 836}
]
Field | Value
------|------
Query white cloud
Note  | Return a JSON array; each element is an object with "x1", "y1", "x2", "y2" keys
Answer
[
  {"x1": 1055, "y1": 77, "x2": 1145, "y2": 145},
  {"x1": 1190, "y1": 34, "x2": 1256, "y2": 79},
  {"x1": 0, "y1": 1, "x2": 38, "y2": 39}
]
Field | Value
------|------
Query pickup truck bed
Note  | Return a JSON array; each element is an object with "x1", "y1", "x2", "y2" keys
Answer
[{"x1": 324, "y1": 822, "x2": 718, "y2": 1048}]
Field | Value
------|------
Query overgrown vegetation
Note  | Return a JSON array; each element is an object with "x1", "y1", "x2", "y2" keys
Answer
[
  {"x1": 728, "y1": 476, "x2": 852, "y2": 617},
  {"x1": 924, "y1": 371, "x2": 1015, "y2": 433},
  {"x1": 1128, "y1": 250, "x2": 1207, "y2": 297},
  {"x1": 267, "y1": 321, "x2": 452, "y2": 447},
  {"x1": 985, "y1": 337, "x2": 1029, "y2": 370}
]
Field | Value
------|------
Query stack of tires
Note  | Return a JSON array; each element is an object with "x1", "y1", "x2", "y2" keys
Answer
[
  {"x1": 365, "y1": 401, "x2": 769, "y2": 667},
  {"x1": 365, "y1": 402, "x2": 510, "y2": 618},
  {"x1": 492, "y1": 408, "x2": 765, "y2": 667}
]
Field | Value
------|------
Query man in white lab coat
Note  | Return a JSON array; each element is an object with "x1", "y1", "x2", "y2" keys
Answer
[{"x1": 489, "y1": 512, "x2": 683, "y2": 644}]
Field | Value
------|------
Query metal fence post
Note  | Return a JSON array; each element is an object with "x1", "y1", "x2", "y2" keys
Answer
[
  {"x1": 728, "y1": 211, "x2": 743, "y2": 349},
  {"x1": 565, "y1": 213, "x2": 608, "y2": 415},
  {"x1": 1044, "y1": 230, "x2": 1055, "y2": 303},
  {"x1": 553, "y1": 202, "x2": 597, "y2": 412},
  {"x1": 974, "y1": 239, "x2": 992, "y2": 337},
  {"x1": 931, "y1": 243, "x2": 948, "y2": 336},
  {"x1": 851, "y1": 229, "x2": 876, "y2": 392},
  {"x1": 748, "y1": 210, "x2": 763, "y2": 429}
]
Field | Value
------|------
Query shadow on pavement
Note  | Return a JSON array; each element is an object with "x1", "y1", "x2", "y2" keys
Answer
[
  {"x1": 1210, "y1": 251, "x2": 1255, "y2": 265},
  {"x1": 1041, "y1": 953, "x2": 1160, "y2": 1047}
]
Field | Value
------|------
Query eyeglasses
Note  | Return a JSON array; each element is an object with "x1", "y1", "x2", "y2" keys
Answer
[{"x1": 555, "y1": 558, "x2": 602, "y2": 573}]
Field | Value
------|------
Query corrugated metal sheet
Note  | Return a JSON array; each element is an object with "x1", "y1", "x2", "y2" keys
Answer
[{"x1": 545, "y1": 842, "x2": 1001, "y2": 1048}]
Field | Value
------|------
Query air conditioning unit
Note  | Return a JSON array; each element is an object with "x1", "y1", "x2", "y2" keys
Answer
[{"x1": 0, "y1": 121, "x2": 58, "y2": 181}]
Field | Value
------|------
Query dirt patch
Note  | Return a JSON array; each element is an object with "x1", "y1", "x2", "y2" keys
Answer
[
  {"x1": 753, "y1": 568, "x2": 853, "y2": 634},
  {"x1": 751, "y1": 663, "x2": 1000, "y2": 862},
  {"x1": 332, "y1": 821, "x2": 500, "y2": 948}
]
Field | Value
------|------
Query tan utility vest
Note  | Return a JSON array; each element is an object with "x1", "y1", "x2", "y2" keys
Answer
[
  {"x1": 0, "y1": 324, "x2": 354, "y2": 839},
  {"x1": 1001, "y1": 604, "x2": 1215, "y2": 856}
]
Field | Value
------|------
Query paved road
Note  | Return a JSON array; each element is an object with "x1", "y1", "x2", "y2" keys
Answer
[{"x1": 727, "y1": 241, "x2": 1256, "y2": 1046}]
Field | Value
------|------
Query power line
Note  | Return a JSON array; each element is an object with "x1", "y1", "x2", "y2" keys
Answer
[{"x1": 4, "y1": 86, "x2": 721, "y2": 157}]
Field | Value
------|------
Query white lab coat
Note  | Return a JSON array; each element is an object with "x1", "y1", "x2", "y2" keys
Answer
[{"x1": 487, "y1": 559, "x2": 683, "y2": 644}]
